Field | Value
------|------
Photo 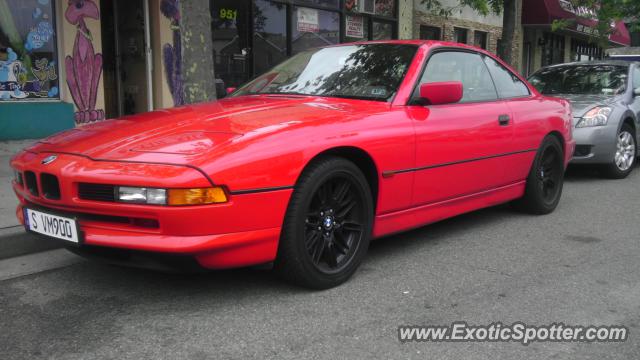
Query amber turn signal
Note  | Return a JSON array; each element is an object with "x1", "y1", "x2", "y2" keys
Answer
[{"x1": 167, "y1": 187, "x2": 228, "y2": 206}]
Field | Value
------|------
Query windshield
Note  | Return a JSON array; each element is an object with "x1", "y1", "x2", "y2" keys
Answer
[
  {"x1": 233, "y1": 44, "x2": 417, "y2": 101},
  {"x1": 528, "y1": 64, "x2": 628, "y2": 96}
]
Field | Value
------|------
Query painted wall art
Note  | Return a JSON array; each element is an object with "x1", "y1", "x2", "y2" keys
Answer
[
  {"x1": 64, "y1": 0, "x2": 104, "y2": 123},
  {"x1": 161, "y1": 0, "x2": 184, "y2": 106},
  {"x1": 0, "y1": 0, "x2": 59, "y2": 100}
]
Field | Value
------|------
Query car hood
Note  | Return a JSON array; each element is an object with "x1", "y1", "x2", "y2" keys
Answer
[
  {"x1": 25, "y1": 95, "x2": 385, "y2": 165},
  {"x1": 552, "y1": 93, "x2": 620, "y2": 119}
]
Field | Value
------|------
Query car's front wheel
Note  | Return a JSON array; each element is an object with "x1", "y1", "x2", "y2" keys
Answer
[
  {"x1": 601, "y1": 124, "x2": 636, "y2": 179},
  {"x1": 275, "y1": 157, "x2": 373, "y2": 289},
  {"x1": 512, "y1": 135, "x2": 565, "y2": 214}
]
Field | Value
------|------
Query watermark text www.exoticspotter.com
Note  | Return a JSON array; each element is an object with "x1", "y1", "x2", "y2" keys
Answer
[{"x1": 398, "y1": 322, "x2": 628, "y2": 345}]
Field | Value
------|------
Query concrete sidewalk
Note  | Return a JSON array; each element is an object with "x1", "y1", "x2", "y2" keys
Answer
[{"x1": 1, "y1": 139, "x2": 35, "y2": 228}]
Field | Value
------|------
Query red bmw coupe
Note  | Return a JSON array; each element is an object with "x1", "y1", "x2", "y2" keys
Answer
[{"x1": 11, "y1": 41, "x2": 574, "y2": 288}]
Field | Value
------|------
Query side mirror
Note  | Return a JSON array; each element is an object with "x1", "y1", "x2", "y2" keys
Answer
[
  {"x1": 634, "y1": 87, "x2": 640, "y2": 97},
  {"x1": 419, "y1": 81, "x2": 463, "y2": 105},
  {"x1": 226, "y1": 87, "x2": 236, "y2": 95}
]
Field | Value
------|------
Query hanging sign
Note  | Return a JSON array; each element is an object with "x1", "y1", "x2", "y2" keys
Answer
[
  {"x1": 297, "y1": 7, "x2": 319, "y2": 33},
  {"x1": 345, "y1": 15, "x2": 364, "y2": 38}
]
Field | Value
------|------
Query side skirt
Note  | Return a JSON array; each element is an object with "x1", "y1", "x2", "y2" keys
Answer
[{"x1": 372, "y1": 181, "x2": 526, "y2": 238}]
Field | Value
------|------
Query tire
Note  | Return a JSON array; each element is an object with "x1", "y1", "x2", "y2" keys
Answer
[
  {"x1": 274, "y1": 157, "x2": 373, "y2": 289},
  {"x1": 600, "y1": 124, "x2": 636, "y2": 179},
  {"x1": 512, "y1": 135, "x2": 565, "y2": 215}
]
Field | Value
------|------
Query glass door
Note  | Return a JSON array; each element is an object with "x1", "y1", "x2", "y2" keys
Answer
[
  {"x1": 211, "y1": 0, "x2": 253, "y2": 88},
  {"x1": 101, "y1": 0, "x2": 152, "y2": 117}
]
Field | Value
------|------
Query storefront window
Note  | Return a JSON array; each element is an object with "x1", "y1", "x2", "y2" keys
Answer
[
  {"x1": 454, "y1": 27, "x2": 468, "y2": 44},
  {"x1": 372, "y1": 21, "x2": 392, "y2": 40},
  {"x1": 474, "y1": 31, "x2": 488, "y2": 49},
  {"x1": 0, "y1": 0, "x2": 59, "y2": 101},
  {"x1": 211, "y1": 0, "x2": 252, "y2": 87},
  {"x1": 570, "y1": 39, "x2": 603, "y2": 62},
  {"x1": 211, "y1": 0, "x2": 398, "y2": 88},
  {"x1": 420, "y1": 25, "x2": 441, "y2": 40},
  {"x1": 292, "y1": 6, "x2": 339, "y2": 55},
  {"x1": 253, "y1": 0, "x2": 287, "y2": 76},
  {"x1": 541, "y1": 32, "x2": 564, "y2": 67},
  {"x1": 345, "y1": 15, "x2": 368, "y2": 43},
  {"x1": 295, "y1": 0, "x2": 340, "y2": 10},
  {"x1": 375, "y1": 0, "x2": 394, "y2": 17},
  {"x1": 344, "y1": 0, "x2": 394, "y2": 17}
]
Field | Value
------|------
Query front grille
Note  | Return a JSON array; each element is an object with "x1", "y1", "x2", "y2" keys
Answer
[
  {"x1": 24, "y1": 171, "x2": 39, "y2": 196},
  {"x1": 78, "y1": 183, "x2": 116, "y2": 202},
  {"x1": 40, "y1": 173, "x2": 61, "y2": 200},
  {"x1": 574, "y1": 145, "x2": 592, "y2": 157}
]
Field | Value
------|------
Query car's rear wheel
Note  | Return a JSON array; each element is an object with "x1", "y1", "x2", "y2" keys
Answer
[
  {"x1": 601, "y1": 124, "x2": 636, "y2": 179},
  {"x1": 512, "y1": 135, "x2": 565, "y2": 214},
  {"x1": 275, "y1": 157, "x2": 373, "y2": 289}
]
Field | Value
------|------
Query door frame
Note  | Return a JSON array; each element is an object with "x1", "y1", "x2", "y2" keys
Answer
[
  {"x1": 110, "y1": 0, "x2": 154, "y2": 116},
  {"x1": 143, "y1": 0, "x2": 153, "y2": 112}
]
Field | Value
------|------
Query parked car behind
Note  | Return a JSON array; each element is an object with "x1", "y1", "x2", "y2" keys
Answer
[{"x1": 528, "y1": 61, "x2": 640, "y2": 178}]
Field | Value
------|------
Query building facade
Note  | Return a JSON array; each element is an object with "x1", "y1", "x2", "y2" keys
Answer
[
  {"x1": 0, "y1": 0, "x2": 412, "y2": 140},
  {"x1": 520, "y1": 0, "x2": 630, "y2": 76},
  {"x1": 413, "y1": 0, "x2": 505, "y2": 58},
  {"x1": 0, "y1": 0, "x2": 633, "y2": 140}
]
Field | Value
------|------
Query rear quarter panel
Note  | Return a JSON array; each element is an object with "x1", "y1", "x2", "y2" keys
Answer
[{"x1": 507, "y1": 95, "x2": 574, "y2": 174}]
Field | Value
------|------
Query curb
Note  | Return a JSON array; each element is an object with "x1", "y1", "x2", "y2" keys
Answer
[{"x1": 0, "y1": 226, "x2": 62, "y2": 260}]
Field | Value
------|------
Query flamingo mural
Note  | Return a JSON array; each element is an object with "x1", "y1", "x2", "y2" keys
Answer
[
  {"x1": 160, "y1": 0, "x2": 184, "y2": 106},
  {"x1": 64, "y1": 0, "x2": 104, "y2": 124}
]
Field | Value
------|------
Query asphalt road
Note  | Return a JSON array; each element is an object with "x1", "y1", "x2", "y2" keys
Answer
[{"x1": 1, "y1": 164, "x2": 639, "y2": 360}]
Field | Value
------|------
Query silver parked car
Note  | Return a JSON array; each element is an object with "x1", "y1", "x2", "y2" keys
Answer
[{"x1": 528, "y1": 61, "x2": 640, "y2": 178}]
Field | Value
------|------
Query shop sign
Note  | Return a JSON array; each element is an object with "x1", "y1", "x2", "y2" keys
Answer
[
  {"x1": 297, "y1": 8, "x2": 319, "y2": 33},
  {"x1": 558, "y1": 0, "x2": 596, "y2": 19},
  {"x1": 345, "y1": 15, "x2": 364, "y2": 38}
]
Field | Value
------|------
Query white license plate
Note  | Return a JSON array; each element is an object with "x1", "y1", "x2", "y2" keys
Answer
[{"x1": 24, "y1": 208, "x2": 80, "y2": 243}]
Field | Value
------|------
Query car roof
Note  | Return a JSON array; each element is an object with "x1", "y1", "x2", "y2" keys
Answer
[
  {"x1": 327, "y1": 39, "x2": 491, "y2": 53},
  {"x1": 541, "y1": 60, "x2": 632, "y2": 69}
]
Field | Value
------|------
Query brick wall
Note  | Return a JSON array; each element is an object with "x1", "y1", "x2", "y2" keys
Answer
[{"x1": 413, "y1": 11, "x2": 502, "y2": 55}]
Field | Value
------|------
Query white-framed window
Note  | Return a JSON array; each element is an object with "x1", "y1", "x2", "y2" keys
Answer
[{"x1": 0, "y1": 0, "x2": 60, "y2": 101}]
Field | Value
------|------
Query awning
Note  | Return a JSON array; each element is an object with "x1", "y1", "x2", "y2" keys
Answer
[{"x1": 522, "y1": 0, "x2": 631, "y2": 46}]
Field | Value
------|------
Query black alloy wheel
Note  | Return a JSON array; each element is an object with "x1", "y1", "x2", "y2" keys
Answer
[
  {"x1": 304, "y1": 175, "x2": 366, "y2": 274},
  {"x1": 537, "y1": 144, "x2": 563, "y2": 205},
  {"x1": 275, "y1": 157, "x2": 373, "y2": 289},
  {"x1": 512, "y1": 135, "x2": 565, "y2": 214}
]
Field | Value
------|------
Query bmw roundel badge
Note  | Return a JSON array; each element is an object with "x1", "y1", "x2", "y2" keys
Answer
[{"x1": 41, "y1": 155, "x2": 58, "y2": 165}]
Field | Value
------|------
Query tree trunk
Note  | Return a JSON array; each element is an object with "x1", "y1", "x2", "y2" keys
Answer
[
  {"x1": 179, "y1": 0, "x2": 217, "y2": 102},
  {"x1": 500, "y1": 0, "x2": 516, "y2": 65}
]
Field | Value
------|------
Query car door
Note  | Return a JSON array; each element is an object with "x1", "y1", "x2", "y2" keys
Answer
[
  {"x1": 407, "y1": 50, "x2": 514, "y2": 207},
  {"x1": 482, "y1": 54, "x2": 539, "y2": 185}
]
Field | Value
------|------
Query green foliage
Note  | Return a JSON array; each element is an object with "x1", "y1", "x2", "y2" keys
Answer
[
  {"x1": 421, "y1": 0, "x2": 638, "y2": 47},
  {"x1": 421, "y1": 0, "x2": 502, "y2": 18},
  {"x1": 551, "y1": 0, "x2": 639, "y2": 46}
]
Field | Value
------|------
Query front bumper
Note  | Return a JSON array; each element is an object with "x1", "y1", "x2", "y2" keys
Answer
[
  {"x1": 11, "y1": 151, "x2": 292, "y2": 269},
  {"x1": 570, "y1": 123, "x2": 618, "y2": 164}
]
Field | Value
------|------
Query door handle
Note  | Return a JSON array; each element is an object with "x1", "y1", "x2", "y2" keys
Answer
[{"x1": 498, "y1": 114, "x2": 510, "y2": 126}]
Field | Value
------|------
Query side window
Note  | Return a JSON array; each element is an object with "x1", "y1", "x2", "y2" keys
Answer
[
  {"x1": 633, "y1": 66, "x2": 640, "y2": 90},
  {"x1": 483, "y1": 56, "x2": 530, "y2": 98},
  {"x1": 414, "y1": 51, "x2": 498, "y2": 103}
]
